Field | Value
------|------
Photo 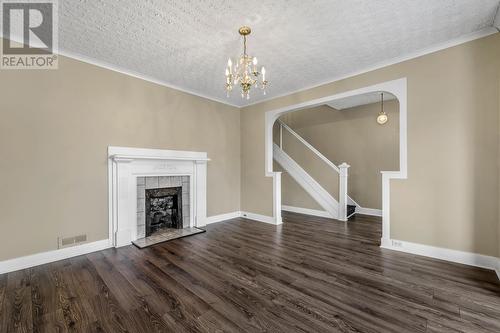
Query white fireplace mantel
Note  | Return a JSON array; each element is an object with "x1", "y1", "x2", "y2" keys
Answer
[{"x1": 108, "y1": 146, "x2": 209, "y2": 247}]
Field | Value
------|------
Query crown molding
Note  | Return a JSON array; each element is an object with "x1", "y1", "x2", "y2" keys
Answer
[
  {"x1": 494, "y1": 3, "x2": 500, "y2": 30},
  {"x1": 241, "y1": 27, "x2": 498, "y2": 108},
  {"x1": 3, "y1": 34, "x2": 240, "y2": 108},
  {"x1": 57, "y1": 49, "x2": 241, "y2": 108},
  {"x1": 67, "y1": 25, "x2": 495, "y2": 110},
  {"x1": 5, "y1": 27, "x2": 497, "y2": 109}
]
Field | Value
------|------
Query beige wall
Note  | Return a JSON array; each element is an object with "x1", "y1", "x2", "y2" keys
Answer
[
  {"x1": 1, "y1": 34, "x2": 499, "y2": 262},
  {"x1": 0, "y1": 55, "x2": 240, "y2": 261},
  {"x1": 241, "y1": 33, "x2": 500, "y2": 257},
  {"x1": 277, "y1": 101, "x2": 399, "y2": 210},
  {"x1": 274, "y1": 161, "x2": 323, "y2": 210}
]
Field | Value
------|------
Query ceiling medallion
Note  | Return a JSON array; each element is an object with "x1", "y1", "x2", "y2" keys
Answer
[
  {"x1": 225, "y1": 26, "x2": 268, "y2": 100},
  {"x1": 377, "y1": 92, "x2": 388, "y2": 125}
]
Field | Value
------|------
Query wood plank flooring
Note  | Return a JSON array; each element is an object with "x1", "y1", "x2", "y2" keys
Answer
[{"x1": 1, "y1": 212, "x2": 499, "y2": 332}]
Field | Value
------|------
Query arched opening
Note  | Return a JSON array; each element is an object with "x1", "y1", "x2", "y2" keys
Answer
[
  {"x1": 273, "y1": 91, "x2": 399, "y2": 220},
  {"x1": 264, "y1": 78, "x2": 407, "y2": 245}
]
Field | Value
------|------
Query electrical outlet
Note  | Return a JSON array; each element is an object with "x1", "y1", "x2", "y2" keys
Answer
[{"x1": 392, "y1": 240, "x2": 403, "y2": 247}]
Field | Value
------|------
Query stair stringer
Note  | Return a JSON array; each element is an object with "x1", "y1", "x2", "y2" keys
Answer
[{"x1": 273, "y1": 143, "x2": 338, "y2": 218}]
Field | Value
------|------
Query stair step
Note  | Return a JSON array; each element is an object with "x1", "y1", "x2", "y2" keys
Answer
[{"x1": 347, "y1": 205, "x2": 356, "y2": 218}]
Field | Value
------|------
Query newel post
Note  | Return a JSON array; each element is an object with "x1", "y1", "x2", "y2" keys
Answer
[{"x1": 338, "y1": 163, "x2": 350, "y2": 222}]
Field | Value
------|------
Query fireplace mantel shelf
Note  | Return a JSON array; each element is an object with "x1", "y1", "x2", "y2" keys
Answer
[{"x1": 111, "y1": 154, "x2": 210, "y2": 162}]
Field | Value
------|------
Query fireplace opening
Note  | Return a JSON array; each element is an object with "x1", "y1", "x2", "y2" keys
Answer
[{"x1": 145, "y1": 186, "x2": 183, "y2": 237}]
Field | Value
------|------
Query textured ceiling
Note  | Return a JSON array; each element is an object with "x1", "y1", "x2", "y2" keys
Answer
[{"x1": 60, "y1": 0, "x2": 500, "y2": 107}]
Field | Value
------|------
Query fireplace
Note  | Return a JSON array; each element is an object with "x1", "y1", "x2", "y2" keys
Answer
[
  {"x1": 136, "y1": 175, "x2": 190, "y2": 239},
  {"x1": 145, "y1": 186, "x2": 183, "y2": 236},
  {"x1": 109, "y1": 146, "x2": 208, "y2": 248}
]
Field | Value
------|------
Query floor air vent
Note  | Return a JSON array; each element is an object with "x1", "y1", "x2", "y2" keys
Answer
[{"x1": 58, "y1": 234, "x2": 87, "y2": 249}]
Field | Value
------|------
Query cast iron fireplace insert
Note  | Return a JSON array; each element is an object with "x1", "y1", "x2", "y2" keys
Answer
[{"x1": 145, "y1": 186, "x2": 183, "y2": 236}]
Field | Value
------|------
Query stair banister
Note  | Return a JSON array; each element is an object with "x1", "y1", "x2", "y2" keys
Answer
[
  {"x1": 338, "y1": 163, "x2": 350, "y2": 221},
  {"x1": 279, "y1": 122, "x2": 283, "y2": 149},
  {"x1": 277, "y1": 119, "x2": 353, "y2": 221},
  {"x1": 277, "y1": 120, "x2": 340, "y2": 173}
]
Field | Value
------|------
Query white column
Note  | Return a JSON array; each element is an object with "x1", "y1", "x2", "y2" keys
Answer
[
  {"x1": 338, "y1": 163, "x2": 350, "y2": 222},
  {"x1": 112, "y1": 157, "x2": 134, "y2": 247},
  {"x1": 273, "y1": 172, "x2": 282, "y2": 224},
  {"x1": 194, "y1": 160, "x2": 208, "y2": 227},
  {"x1": 380, "y1": 171, "x2": 392, "y2": 247}
]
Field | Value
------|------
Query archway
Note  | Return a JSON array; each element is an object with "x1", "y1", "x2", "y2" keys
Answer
[{"x1": 264, "y1": 78, "x2": 407, "y2": 245}]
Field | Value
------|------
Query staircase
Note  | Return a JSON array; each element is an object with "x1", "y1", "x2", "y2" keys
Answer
[
  {"x1": 274, "y1": 119, "x2": 358, "y2": 221},
  {"x1": 273, "y1": 143, "x2": 339, "y2": 218}
]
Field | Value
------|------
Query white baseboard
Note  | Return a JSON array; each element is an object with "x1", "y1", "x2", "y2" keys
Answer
[
  {"x1": 281, "y1": 205, "x2": 334, "y2": 218},
  {"x1": 206, "y1": 211, "x2": 281, "y2": 225},
  {"x1": 0, "y1": 239, "x2": 112, "y2": 275},
  {"x1": 241, "y1": 211, "x2": 280, "y2": 225},
  {"x1": 356, "y1": 207, "x2": 382, "y2": 217},
  {"x1": 205, "y1": 211, "x2": 242, "y2": 224},
  {"x1": 381, "y1": 238, "x2": 500, "y2": 280},
  {"x1": 281, "y1": 204, "x2": 382, "y2": 219}
]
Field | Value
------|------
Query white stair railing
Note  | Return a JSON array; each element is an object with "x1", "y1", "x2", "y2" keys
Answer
[{"x1": 277, "y1": 119, "x2": 350, "y2": 221}]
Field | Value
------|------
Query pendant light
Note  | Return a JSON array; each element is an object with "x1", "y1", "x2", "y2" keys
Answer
[{"x1": 377, "y1": 92, "x2": 388, "y2": 125}]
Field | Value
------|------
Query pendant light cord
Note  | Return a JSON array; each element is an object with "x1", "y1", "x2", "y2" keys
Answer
[{"x1": 381, "y1": 92, "x2": 384, "y2": 114}]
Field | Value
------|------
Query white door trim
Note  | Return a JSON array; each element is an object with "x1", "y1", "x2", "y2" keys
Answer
[{"x1": 264, "y1": 78, "x2": 408, "y2": 244}]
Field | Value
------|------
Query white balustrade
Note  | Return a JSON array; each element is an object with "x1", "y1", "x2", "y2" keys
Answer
[{"x1": 277, "y1": 119, "x2": 351, "y2": 221}]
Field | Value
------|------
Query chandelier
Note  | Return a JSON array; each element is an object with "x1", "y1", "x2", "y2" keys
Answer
[{"x1": 225, "y1": 26, "x2": 268, "y2": 100}]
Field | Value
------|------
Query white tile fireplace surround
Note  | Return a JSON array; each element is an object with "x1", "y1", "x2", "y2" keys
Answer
[
  {"x1": 136, "y1": 175, "x2": 190, "y2": 239},
  {"x1": 108, "y1": 146, "x2": 209, "y2": 247}
]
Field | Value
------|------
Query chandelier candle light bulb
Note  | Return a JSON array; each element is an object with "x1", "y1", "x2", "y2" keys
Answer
[{"x1": 225, "y1": 26, "x2": 268, "y2": 99}]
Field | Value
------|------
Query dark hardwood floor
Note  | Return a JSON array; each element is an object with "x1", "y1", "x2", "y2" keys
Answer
[{"x1": 1, "y1": 212, "x2": 499, "y2": 332}]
